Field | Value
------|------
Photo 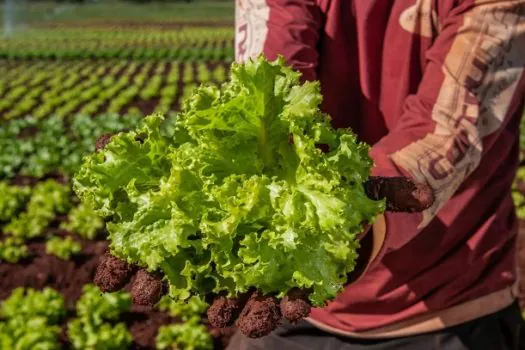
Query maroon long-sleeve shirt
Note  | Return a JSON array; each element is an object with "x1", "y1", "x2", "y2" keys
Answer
[{"x1": 235, "y1": 0, "x2": 525, "y2": 332}]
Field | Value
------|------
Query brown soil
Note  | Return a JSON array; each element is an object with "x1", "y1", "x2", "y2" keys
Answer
[
  {"x1": 125, "y1": 97, "x2": 160, "y2": 116},
  {"x1": 125, "y1": 306, "x2": 174, "y2": 349},
  {"x1": 9, "y1": 172, "x2": 69, "y2": 187},
  {"x1": 95, "y1": 133, "x2": 114, "y2": 152},
  {"x1": 17, "y1": 125, "x2": 40, "y2": 139},
  {"x1": 0, "y1": 237, "x2": 107, "y2": 307}
]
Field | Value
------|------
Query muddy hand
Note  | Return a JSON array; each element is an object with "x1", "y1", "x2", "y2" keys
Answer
[
  {"x1": 206, "y1": 288, "x2": 311, "y2": 338},
  {"x1": 94, "y1": 254, "x2": 166, "y2": 305},
  {"x1": 364, "y1": 176, "x2": 434, "y2": 212}
]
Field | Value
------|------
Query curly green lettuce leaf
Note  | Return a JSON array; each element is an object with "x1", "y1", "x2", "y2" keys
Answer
[
  {"x1": 74, "y1": 56, "x2": 385, "y2": 306},
  {"x1": 0, "y1": 113, "x2": 141, "y2": 179},
  {"x1": 0, "y1": 317, "x2": 62, "y2": 350},
  {"x1": 74, "y1": 114, "x2": 172, "y2": 219},
  {"x1": 67, "y1": 284, "x2": 132, "y2": 350}
]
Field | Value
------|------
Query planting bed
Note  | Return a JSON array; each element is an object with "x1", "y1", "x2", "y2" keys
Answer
[
  {"x1": 0, "y1": 59, "x2": 229, "y2": 120},
  {"x1": 0, "y1": 25, "x2": 234, "y2": 60}
]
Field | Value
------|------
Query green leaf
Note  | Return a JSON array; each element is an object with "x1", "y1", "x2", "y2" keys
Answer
[
  {"x1": 0, "y1": 113, "x2": 141, "y2": 180},
  {"x1": 67, "y1": 318, "x2": 132, "y2": 350},
  {"x1": 157, "y1": 295, "x2": 207, "y2": 321},
  {"x1": 67, "y1": 284, "x2": 132, "y2": 350}
]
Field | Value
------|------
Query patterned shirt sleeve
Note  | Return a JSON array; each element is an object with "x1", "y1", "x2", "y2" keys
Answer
[{"x1": 370, "y1": 0, "x2": 525, "y2": 248}]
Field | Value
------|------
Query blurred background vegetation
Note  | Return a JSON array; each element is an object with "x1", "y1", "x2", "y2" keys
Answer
[{"x1": 0, "y1": 0, "x2": 234, "y2": 27}]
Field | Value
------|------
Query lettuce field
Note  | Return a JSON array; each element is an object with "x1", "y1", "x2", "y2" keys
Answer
[
  {"x1": 0, "y1": 59, "x2": 229, "y2": 120},
  {"x1": 1, "y1": 1, "x2": 524, "y2": 349},
  {"x1": 0, "y1": 2, "x2": 235, "y2": 349}
]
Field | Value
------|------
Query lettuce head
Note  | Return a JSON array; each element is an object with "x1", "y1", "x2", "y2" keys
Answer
[{"x1": 73, "y1": 56, "x2": 385, "y2": 306}]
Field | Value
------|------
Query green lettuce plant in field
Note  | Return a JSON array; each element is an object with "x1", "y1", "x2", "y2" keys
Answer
[
  {"x1": 74, "y1": 56, "x2": 385, "y2": 306},
  {"x1": 512, "y1": 167, "x2": 525, "y2": 219},
  {"x1": 67, "y1": 284, "x2": 132, "y2": 350},
  {"x1": 157, "y1": 295, "x2": 208, "y2": 321},
  {"x1": 60, "y1": 204, "x2": 104, "y2": 240},
  {"x1": 0, "y1": 180, "x2": 72, "y2": 263},
  {"x1": 0, "y1": 182, "x2": 31, "y2": 262},
  {"x1": 0, "y1": 114, "x2": 141, "y2": 179},
  {"x1": 156, "y1": 295, "x2": 212, "y2": 350},
  {"x1": 0, "y1": 182, "x2": 31, "y2": 222},
  {"x1": 4, "y1": 180, "x2": 71, "y2": 240},
  {"x1": 68, "y1": 320, "x2": 132, "y2": 350},
  {"x1": 0, "y1": 288, "x2": 66, "y2": 350},
  {"x1": 513, "y1": 116, "x2": 525, "y2": 219},
  {"x1": 156, "y1": 317, "x2": 213, "y2": 350},
  {"x1": 156, "y1": 295, "x2": 213, "y2": 350},
  {"x1": 0, "y1": 237, "x2": 28, "y2": 263},
  {"x1": 46, "y1": 236, "x2": 82, "y2": 260}
]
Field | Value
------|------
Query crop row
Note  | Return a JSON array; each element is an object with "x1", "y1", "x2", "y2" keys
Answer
[
  {"x1": 0, "y1": 59, "x2": 229, "y2": 120},
  {"x1": 0, "y1": 285, "x2": 213, "y2": 349},
  {"x1": 0, "y1": 180, "x2": 87, "y2": 263},
  {"x1": 0, "y1": 27, "x2": 234, "y2": 60},
  {"x1": 0, "y1": 113, "x2": 141, "y2": 179},
  {"x1": 0, "y1": 175, "x2": 216, "y2": 348}
]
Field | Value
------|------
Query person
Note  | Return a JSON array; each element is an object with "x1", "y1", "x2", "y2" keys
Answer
[{"x1": 227, "y1": 0, "x2": 525, "y2": 349}]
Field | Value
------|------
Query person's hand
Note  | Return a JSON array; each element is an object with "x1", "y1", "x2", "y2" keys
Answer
[{"x1": 92, "y1": 134, "x2": 435, "y2": 338}]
